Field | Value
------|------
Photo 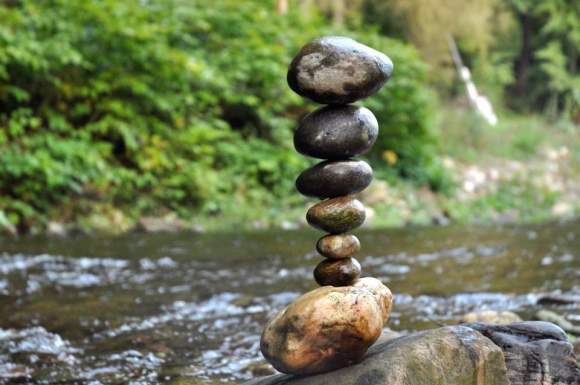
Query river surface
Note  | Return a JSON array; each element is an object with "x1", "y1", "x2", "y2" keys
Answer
[{"x1": 0, "y1": 219, "x2": 578, "y2": 384}]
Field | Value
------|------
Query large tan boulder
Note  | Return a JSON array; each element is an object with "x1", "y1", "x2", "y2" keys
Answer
[{"x1": 260, "y1": 286, "x2": 384, "y2": 375}]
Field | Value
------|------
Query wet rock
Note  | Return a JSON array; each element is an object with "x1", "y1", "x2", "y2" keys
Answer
[
  {"x1": 245, "y1": 362, "x2": 277, "y2": 377},
  {"x1": 306, "y1": 197, "x2": 366, "y2": 233},
  {"x1": 462, "y1": 310, "x2": 522, "y2": 325},
  {"x1": 296, "y1": 160, "x2": 372, "y2": 199},
  {"x1": 537, "y1": 293, "x2": 580, "y2": 306},
  {"x1": 287, "y1": 36, "x2": 393, "y2": 104},
  {"x1": 535, "y1": 309, "x2": 580, "y2": 335},
  {"x1": 316, "y1": 234, "x2": 360, "y2": 259},
  {"x1": 0, "y1": 364, "x2": 31, "y2": 381},
  {"x1": 313, "y1": 257, "x2": 361, "y2": 287},
  {"x1": 249, "y1": 325, "x2": 508, "y2": 385},
  {"x1": 465, "y1": 321, "x2": 579, "y2": 385},
  {"x1": 46, "y1": 221, "x2": 68, "y2": 237},
  {"x1": 260, "y1": 286, "x2": 383, "y2": 375},
  {"x1": 353, "y1": 277, "x2": 393, "y2": 324},
  {"x1": 294, "y1": 105, "x2": 378, "y2": 160}
]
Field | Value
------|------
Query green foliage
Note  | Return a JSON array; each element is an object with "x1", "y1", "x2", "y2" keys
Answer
[
  {"x1": 501, "y1": 0, "x2": 580, "y2": 118},
  {"x1": 355, "y1": 34, "x2": 446, "y2": 190},
  {"x1": 0, "y1": 0, "x2": 438, "y2": 231}
]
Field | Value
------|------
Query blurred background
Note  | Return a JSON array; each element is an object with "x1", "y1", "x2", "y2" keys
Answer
[
  {"x1": 0, "y1": 0, "x2": 578, "y2": 236},
  {"x1": 0, "y1": 1, "x2": 578, "y2": 384}
]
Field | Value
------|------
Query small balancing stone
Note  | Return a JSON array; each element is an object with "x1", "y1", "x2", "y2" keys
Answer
[
  {"x1": 306, "y1": 196, "x2": 366, "y2": 233},
  {"x1": 296, "y1": 159, "x2": 372, "y2": 198},
  {"x1": 287, "y1": 36, "x2": 393, "y2": 104},
  {"x1": 260, "y1": 286, "x2": 386, "y2": 375},
  {"x1": 294, "y1": 105, "x2": 378, "y2": 160},
  {"x1": 316, "y1": 233, "x2": 360, "y2": 259},
  {"x1": 313, "y1": 257, "x2": 361, "y2": 286}
]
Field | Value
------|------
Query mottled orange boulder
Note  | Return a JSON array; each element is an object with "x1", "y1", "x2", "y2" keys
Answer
[
  {"x1": 260, "y1": 286, "x2": 383, "y2": 375},
  {"x1": 353, "y1": 277, "x2": 393, "y2": 324}
]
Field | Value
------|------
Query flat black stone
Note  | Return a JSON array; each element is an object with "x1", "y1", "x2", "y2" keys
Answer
[
  {"x1": 287, "y1": 36, "x2": 393, "y2": 104},
  {"x1": 295, "y1": 160, "x2": 373, "y2": 198},
  {"x1": 294, "y1": 105, "x2": 378, "y2": 160}
]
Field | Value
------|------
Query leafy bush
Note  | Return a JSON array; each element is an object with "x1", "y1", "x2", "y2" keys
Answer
[{"x1": 0, "y1": 0, "x2": 439, "y2": 231}]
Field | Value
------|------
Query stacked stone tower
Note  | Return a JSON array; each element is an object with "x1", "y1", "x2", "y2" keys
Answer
[{"x1": 260, "y1": 36, "x2": 395, "y2": 376}]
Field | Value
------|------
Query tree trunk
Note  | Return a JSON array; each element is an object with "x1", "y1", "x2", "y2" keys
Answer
[
  {"x1": 332, "y1": 0, "x2": 345, "y2": 26},
  {"x1": 277, "y1": 0, "x2": 288, "y2": 15},
  {"x1": 513, "y1": 11, "x2": 533, "y2": 98}
]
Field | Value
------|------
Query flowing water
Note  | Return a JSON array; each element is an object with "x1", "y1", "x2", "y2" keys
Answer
[{"x1": 0, "y1": 219, "x2": 578, "y2": 384}]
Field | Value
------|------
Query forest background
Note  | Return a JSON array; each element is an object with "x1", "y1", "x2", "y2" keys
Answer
[{"x1": 0, "y1": 0, "x2": 578, "y2": 235}]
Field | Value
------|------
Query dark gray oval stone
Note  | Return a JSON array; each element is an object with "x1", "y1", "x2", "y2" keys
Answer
[
  {"x1": 307, "y1": 197, "x2": 366, "y2": 234},
  {"x1": 294, "y1": 105, "x2": 378, "y2": 160},
  {"x1": 296, "y1": 160, "x2": 373, "y2": 198},
  {"x1": 313, "y1": 257, "x2": 361, "y2": 287},
  {"x1": 287, "y1": 36, "x2": 393, "y2": 104}
]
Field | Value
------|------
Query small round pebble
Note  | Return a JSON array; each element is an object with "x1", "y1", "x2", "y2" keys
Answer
[
  {"x1": 294, "y1": 105, "x2": 379, "y2": 160},
  {"x1": 314, "y1": 257, "x2": 361, "y2": 286},
  {"x1": 307, "y1": 197, "x2": 366, "y2": 234},
  {"x1": 317, "y1": 233, "x2": 361, "y2": 259},
  {"x1": 296, "y1": 160, "x2": 373, "y2": 198},
  {"x1": 287, "y1": 36, "x2": 393, "y2": 104}
]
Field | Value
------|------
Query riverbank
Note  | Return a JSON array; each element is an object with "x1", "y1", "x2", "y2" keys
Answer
[{"x1": 1, "y1": 109, "x2": 577, "y2": 238}]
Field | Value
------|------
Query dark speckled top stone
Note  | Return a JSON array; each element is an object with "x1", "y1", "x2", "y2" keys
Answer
[
  {"x1": 294, "y1": 105, "x2": 379, "y2": 160},
  {"x1": 296, "y1": 159, "x2": 373, "y2": 198},
  {"x1": 287, "y1": 36, "x2": 393, "y2": 105}
]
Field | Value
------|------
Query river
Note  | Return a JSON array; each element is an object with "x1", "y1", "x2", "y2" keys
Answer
[{"x1": 0, "y1": 218, "x2": 578, "y2": 384}]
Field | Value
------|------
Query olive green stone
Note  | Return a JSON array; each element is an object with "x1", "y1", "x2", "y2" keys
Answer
[
  {"x1": 313, "y1": 257, "x2": 361, "y2": 287},
  {"x1": 296, "y1": 160, "x2": 373, "y2": 199},
  {"x1": 306, "y1": 197, "x2": 366, "y2": 234},
  {"x1": 316, "y1": 234, "x2": 360, "y2": 259}
]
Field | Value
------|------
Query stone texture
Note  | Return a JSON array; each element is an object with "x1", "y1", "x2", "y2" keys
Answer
[
  {"x1": 260, "y1": 286, "x2": 383, "y2": 376},
  {"x1": 296, "y1": 160, "x2": 372, "y2": 199},
  {"x1": 353, "y1": 277, "x2": 393, "y2": 324},
  {"x1": 306, "y1": 197, "x2": 366, "y2": 233},
  {"x1": 461, "y1": 310, "x2": 522, "y2": 324},
  {"x1": 313, "y1": 257, "x2": 361, "y2": 287},
  {"x1": 287, "y1": 36, "x2": 393, "y2": 104},
  {"x1": 465, "y1": 321, "x2": 580, "y2": 385},
  {"x1": 294, "y1": 105, "x2": 378, "y2": 160},
  {"x1": 535, "y1": 309, "x2": 580, "y2": 335},
  {"x1": 248, "y1": 325, "x2": 509, "y2": 385},
  {"x1": 316, "y1": 234, "x2": 360, "y2": 259}
]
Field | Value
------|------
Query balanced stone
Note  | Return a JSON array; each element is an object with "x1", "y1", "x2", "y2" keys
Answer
[
  {"x1": 296, "y1": 160, "x2": 372, "y2": 198},
  {"x1": 260, "y1": 286, "x2": 383, "y2": 375},
  {"x1": 294, "y1": 105, "x2": 378, "y2": 160},
  {"x1": 316, "y1": 233, "x2": 360, "y2": 259},
  {"x1": 353, "y1": 277, "x2": 393, "y2": 324},
  {"x1": 313, "y1": 257, "x2": 361, "y2": 286},
  {"x1": 287, "y1": 36, "x2": 393, "y2": 104},
  {"x1": 307, "y1": 197, "x2": 366, "y2": 233}
]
